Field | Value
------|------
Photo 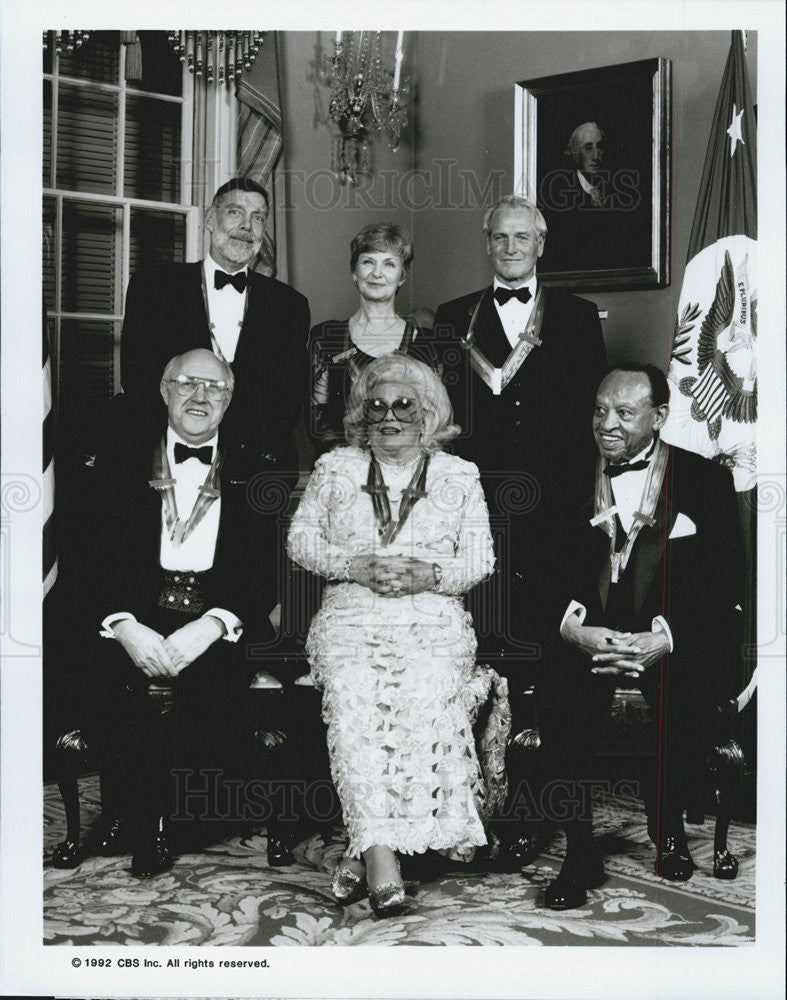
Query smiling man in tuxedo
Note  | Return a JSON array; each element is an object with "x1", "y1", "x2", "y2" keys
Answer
[
  {"x1": 539, "y1": 363, "x2": 743, "y2": 909},
  {"x1": 435, "y1": 194, "x2": 606, "y2": 760},
  {"x1": 76, "y1": 349, "x2": 289, "y2": 878},
  {"x1": 120, "y1": 177, "x2": 310, "y2": 474}
]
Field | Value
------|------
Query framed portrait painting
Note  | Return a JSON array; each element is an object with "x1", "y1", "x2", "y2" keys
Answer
[{"x1": 515, "y1": 57, "x2": 672, "y2": 290}]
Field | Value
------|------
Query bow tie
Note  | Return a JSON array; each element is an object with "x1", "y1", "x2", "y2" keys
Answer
[
  {"x1": 604, "y1": 458, "x2": 650, "y2": 478},
  {"x1": 214, "y1": 269, "x2": 247, "y2": 293},
  {"x1": 494, "y1": 286, "x2": 532, "y2": 306},
  {"x1": 174, "y1": 442, "x2": 213, "y2": 465}
]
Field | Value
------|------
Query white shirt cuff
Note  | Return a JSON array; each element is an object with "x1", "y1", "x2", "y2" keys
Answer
[
  {"x1": 560, "y1": 600, "x2": 587, "y2": 635},
  {"x1": 100, "y1": 610, "x2": 242, "y2": 643},
  {"x1": 651, "y1": 615, "x2": 674, "y2": 652},
  {"x1": 100, "y1": 612, "x2": 136, "y2": 638},
  {"x1": 204, "y1": 608, "x2": 243, "y2": 642}
]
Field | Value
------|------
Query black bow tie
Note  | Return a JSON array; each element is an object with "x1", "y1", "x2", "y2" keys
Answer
[
  {"x1": 214, "y1": 269, "x2": 247, "y2": 293},
  {"x1": 174, "y1": 442, "x2": 213, "y2": 465},
  {"x1": 494, "y1": 286, "x2": 532, "y2": 306},
  {"x1": 604, "y1": 458, "x2": 650, "y2": 478}
]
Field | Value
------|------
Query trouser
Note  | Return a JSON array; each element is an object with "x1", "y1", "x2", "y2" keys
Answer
[
  {"x1": 535, "y1": 645, "x2": 715, "y2": 848},
  {"x1": 82, "y1": 609, "x2": 259, "y2": 829}
]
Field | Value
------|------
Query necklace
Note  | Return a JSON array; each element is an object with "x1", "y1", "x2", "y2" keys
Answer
[
  {"x1": 149, "y1": 437, "x2": 223, "y2": 547},
  {"x1": 350, "y1": 314, "x2": 402, "y2": 340},
  {"x1": 361, "y1": 452, "x2": 430, "y2": 546},
  {"x1": 591, "y1": 438, "x2": 668, "y2": 582}
]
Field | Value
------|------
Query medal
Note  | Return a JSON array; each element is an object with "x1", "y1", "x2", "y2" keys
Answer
[
  {"x1": 150, "y1": 437, "x2": 224, "y2": 546},
  {"x1": 362, "y1": 453, "x2": 430, "y2": 546}
]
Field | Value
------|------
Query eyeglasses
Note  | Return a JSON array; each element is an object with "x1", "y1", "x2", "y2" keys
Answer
[
  {"x1": 165, "y1": 376, "x2": 232, "y2": 401},
  {"x1": 363, "y1": 397, "x2": 420, "y2": 423}
]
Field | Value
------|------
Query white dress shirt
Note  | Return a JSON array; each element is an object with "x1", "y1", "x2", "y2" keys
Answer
[
  {"x1": 577, "y1": 170, "x2": 603, "y2": 206},
  {"x1": 560, "y1": 437, "x2": 673, "y2": 650},
  {"x1": 606, "y1": 441, "x2": 654, "y2": 532},
  {"x1": 100, "y1": 428, "x2": 241, "y2": 641},
  {"x1": 204, "y1": 253, "x2": 247, "y2": 363},
  {"x1": 159, "y1": 430, "x2": 221, "y2": 571},
  {"x1": 492, "y1": 275, "x2": 538, "y2": 351}
]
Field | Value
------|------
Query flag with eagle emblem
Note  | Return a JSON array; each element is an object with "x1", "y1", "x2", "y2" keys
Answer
[{"x1": 661, "y1": 31, "x2": 757, "y2": 493}]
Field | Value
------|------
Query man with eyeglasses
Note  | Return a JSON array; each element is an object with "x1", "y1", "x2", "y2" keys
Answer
[
  {"x1": 120, "y1": 177, "x2": 310, "y2": 475},
  {"x1": 70, "y1": 349, "x2": 291, "y2": 878}
]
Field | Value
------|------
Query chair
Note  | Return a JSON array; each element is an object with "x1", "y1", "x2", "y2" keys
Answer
[
  {"x1": 506, "y1": 685, "x2": 747, "y2": 879},
  {"x1": 51, "y1": 673, "x2": 293, "y2": 868}
]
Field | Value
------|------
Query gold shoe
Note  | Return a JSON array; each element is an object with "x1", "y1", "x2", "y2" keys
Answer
[
  {"x1": 369, "y1": 880, "x2": 407, "y2": 917},
  {"x1": 331, "y1": 863, "x2": 367, "y2": 905}
]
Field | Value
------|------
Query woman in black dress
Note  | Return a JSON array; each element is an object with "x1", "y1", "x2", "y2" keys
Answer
[{"x1": 308, "y1": 223, "x2": 440, "y2": 456}]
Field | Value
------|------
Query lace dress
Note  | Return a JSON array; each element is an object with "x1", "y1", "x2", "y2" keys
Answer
[{"x1": 287, "y1": 446, "x2": 510, "y2": 861}]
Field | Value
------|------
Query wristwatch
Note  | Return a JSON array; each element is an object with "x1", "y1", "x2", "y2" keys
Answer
[{"x1": 431, "y1": 563, "x2": 444, "y2": 590}]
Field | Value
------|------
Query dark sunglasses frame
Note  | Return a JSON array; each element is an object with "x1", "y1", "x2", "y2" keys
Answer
[{"x1": 363, "y1": 397, "x2": 420, "y2": 423}]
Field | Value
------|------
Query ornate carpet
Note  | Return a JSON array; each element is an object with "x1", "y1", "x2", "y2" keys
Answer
[{"x1": 43, "y1": 777, "x2": 755, "y2": 946}]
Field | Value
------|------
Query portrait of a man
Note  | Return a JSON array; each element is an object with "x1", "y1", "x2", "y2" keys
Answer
[
  {"x1": 517, "y1": 58, "x2": 670, "y2": 287},
  {"x1": 565, "y1": 120, "x2": 608, "y2": 206}
]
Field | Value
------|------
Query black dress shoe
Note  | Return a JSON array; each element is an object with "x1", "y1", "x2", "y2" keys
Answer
[
  {"x1": 267, "y1": 833, "x2": 295, "y2": 867},
  {"x1": 655, "y1": 834, "x2": 695, "y2": 881},
  {"x1": 52, "y1": 839, "x2": 82, "y2": 869},
  {"x1": 713, "y1": 848, "x2": 739, "y2": 880},
  {"x1": 131, "y1": 818, "x2": 173, "y2": 879},
  {"x1": 544, "y1": 857, "x2": 605, "y2": 910},
  {"x1": 544, "y1": 872, "x2": 587, "y2": 910},
  {"x1": 96, "y1": 817, "x2": 128, "y2": 856},
  {"x1": 506, "y1": 833, "x2": 540, "y2": 868}
]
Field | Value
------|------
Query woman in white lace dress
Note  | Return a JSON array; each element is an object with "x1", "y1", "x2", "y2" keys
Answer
[{"x1": 288, "y1": 354, "x2": 510, "y2": 916}]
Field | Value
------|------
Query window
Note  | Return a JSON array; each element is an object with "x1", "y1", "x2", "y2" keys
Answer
[{"x1": 43, "y1": 31, "x2": 197, "y2": 413}]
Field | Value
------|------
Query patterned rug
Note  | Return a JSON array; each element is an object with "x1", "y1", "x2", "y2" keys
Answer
[{"x1": 43, "y1": 776, "x2": 755, "y2": 947}]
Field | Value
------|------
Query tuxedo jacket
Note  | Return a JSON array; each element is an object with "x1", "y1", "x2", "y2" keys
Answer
[
  {"x1": 556, "y1": 444, "x2": 743, "y2": 675},
  {"x1": 434, "y1": 285, "x2": 606, "y2": 534},
  {"x1": 81, "y1": 396, "x2": 275, "y2": 642},
  {"x1": 120, "y1": 262, "x2": 310, "y2": 470}
]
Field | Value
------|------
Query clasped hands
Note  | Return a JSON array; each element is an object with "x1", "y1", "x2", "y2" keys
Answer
[
  {"x1": 112, "y1": 616, "x2": 225, "y2": 679},
  {"x1": 560, "y1": 614, "x2": 670, "y2": 679},
  {"x1": 348, "y1": 553, "x2": 435, "y2": 597}
]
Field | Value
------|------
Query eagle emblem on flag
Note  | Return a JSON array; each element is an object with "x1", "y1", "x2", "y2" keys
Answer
[{"x1": 672, "y1": 249, "x2": 757, "y2": 441}]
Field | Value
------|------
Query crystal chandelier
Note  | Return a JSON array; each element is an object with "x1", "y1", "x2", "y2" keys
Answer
[
  {"x1": 326, "y1": 31, "x2": 407, "y2": 184},
  {"x1": 42, "y1": 31, "x2": 91, "y2": 53},
  {"x1": 168, "y1": 31, "x2": 265, "y2": 85}
]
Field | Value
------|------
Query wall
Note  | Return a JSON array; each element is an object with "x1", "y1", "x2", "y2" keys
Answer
[
  {"x1": 278, "y1": 30, "x2": 757, "y2": 369},
  {"x1": 277, "y1": 31, "x2": 420, "y2": 324}
]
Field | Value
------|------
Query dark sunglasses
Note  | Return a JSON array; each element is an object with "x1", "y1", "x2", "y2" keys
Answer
[{"x1": 363, "y1": 397, "x2": 420, "y2": 423}]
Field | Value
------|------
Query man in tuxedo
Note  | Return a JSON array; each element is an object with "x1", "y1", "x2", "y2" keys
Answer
[
  {"x1": 80, "y1": 349, "x2": 287, "y2": 877},
  {"x1": 435, "y1": 195, "x2": 606, "y2": 711},
  {"x1": 120, "y1": 177, "x2": 310, "y2": 474},
  {"x1": 539, "y1": 363, "x2": 742, "y2": 909}
]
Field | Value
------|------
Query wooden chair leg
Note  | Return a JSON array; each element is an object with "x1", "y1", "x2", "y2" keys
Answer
[
  {"x1": 498, "y1": 728, "x2": 543, "y2": 868},
  {"x1": 51, "y1": 731, "x2": 89, "y2": 869},
  {"x1": 710, "y1": 738, "x2": 744, "y2": 879}
]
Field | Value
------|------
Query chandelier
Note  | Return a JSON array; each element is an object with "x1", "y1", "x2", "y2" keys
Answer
[
  {"x1": 168, "y1": 31, "x2": 265, "y2": 85},
  {"x1": 326, "y1": 31, "x2": 407, "y2": 184},
  {"x1": 42, "y1": 31, "x2": 90, "y2": 53}
]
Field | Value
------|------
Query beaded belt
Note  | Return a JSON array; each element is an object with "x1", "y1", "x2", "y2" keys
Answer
[{"x1": 158, "y1": 569, "x2": 207, "y2": 614}]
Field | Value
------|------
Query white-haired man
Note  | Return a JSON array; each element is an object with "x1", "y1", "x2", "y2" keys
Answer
[
  {"x1": 434, "y1": 195, "x2": 606, "y2": 862},
  {"x1": 71, "y1": 349, "x2": 292, "y2": 877}
]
